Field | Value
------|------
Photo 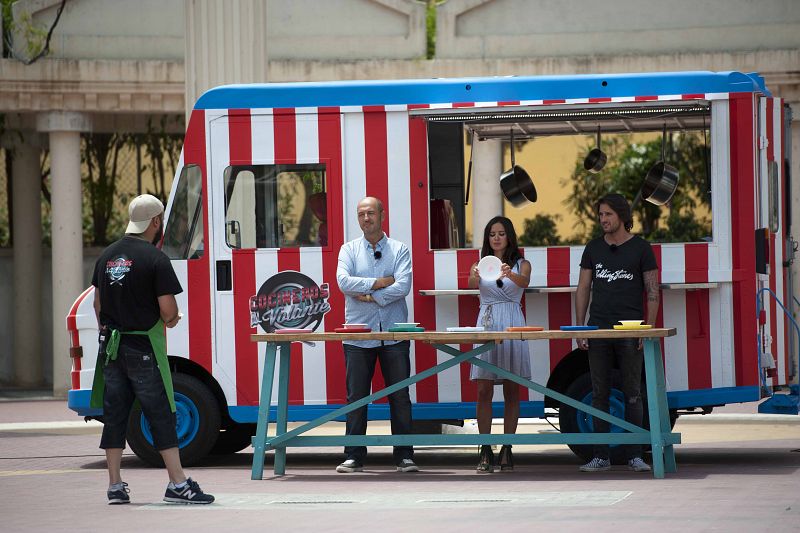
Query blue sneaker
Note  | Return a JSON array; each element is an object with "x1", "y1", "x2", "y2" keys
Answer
[
  {"x1": 163, "y1": 478, "x2": 214, "y2": 504},
  {"x1": 107, "y1": 482, "x2": 130, "y2": 504}
]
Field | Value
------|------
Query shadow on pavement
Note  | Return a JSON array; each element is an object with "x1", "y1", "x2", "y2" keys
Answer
[{"x1": 75, "y1": 446, "x2": 800, "y2": 482}]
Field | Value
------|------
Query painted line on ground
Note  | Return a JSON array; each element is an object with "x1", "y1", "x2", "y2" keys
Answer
[
  {"x1": 137, "y1": 490, "x2": 633, "y2": 510},
  {"x1": 0, "y1": 469, "x2": 96, "y2": 477}
]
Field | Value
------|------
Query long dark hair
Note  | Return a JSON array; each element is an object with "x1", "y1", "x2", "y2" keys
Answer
[
  {"x1": 595, "y1": 193, "x2": 633, "y2": 232},
  {"x1": 480, "y1": 216, "x2": 522, "y2": 266}
]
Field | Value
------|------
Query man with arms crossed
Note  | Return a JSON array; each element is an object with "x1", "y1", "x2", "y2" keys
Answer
[
  {"x1": 335, "y1": 196, "x2": 417, "y2": 473},
  {"x1": 575, "y1": 193, "x2": 659, "y2": 473}
]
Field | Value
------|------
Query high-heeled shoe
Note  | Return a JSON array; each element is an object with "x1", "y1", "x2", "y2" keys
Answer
[
  {"x1": 476, "y1": 444, "x2": 494, "y2": 473},
  {"x1": 499, "y1": 445, "x2": 514, "y2": 472}
]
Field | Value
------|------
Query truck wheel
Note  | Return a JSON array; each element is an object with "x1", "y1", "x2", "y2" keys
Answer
[
  {"x1": 559, "y1": 371, "x2": 634, "y2": 465},
  {"x1": 558, "y1": 372, "x2": 679, "y2": 464},
  {"x1": 127, "y1": 373, "x2": 221, "y2": 467},
  {"x1": 210, "y1": 423, "x2": 256, "y2": 455}
]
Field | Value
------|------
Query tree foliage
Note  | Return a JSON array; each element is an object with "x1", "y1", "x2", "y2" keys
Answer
[
  {"x1": 520, "y1": 131, "x2": 712, "y2": 246},
  {"x1": 518, "y1": 214, "x2": 563, "y2": 247}
]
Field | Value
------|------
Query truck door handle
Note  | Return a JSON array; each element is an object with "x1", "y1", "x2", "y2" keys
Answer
[{"x1": 216, "y1": 260, "x2": 232, "y2": 291}]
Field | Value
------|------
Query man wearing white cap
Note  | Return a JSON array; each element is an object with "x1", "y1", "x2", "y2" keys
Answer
[{"x1": 90, "y1": 194, "x2": 214, "y2": 504}]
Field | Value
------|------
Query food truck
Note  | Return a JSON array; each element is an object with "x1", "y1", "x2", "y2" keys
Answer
[{"x1": 67, "y1": 71, "x2": 797, "y2": 466}]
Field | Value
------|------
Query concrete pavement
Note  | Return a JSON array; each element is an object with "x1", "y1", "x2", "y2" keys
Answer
[{"x1": 1, "y1": 398, "x2": 798, "y2": 532}]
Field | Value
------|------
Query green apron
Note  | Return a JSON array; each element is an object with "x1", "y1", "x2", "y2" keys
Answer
[{"x1": 90, "y1": 319, "x2": 176, "y2": 413}]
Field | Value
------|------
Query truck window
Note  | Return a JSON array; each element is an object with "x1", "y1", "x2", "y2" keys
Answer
[
  {"x1": 223, "y1": 164, "x2": 326, "y2": 249},
  {"x1": 422, "y1": 102, "x2": 713, "y2": 248},
  {"x1": 162, "y1": 165, "x2": 204, "y2": 260}
]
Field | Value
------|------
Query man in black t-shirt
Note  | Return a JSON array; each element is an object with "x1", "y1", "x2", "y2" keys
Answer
[
  {"x1": 575, "y1": 193, "x2": 660, "y2": 473},
  {"x1": 91, "y1": 194, "x2": 213, "y2": 505}
]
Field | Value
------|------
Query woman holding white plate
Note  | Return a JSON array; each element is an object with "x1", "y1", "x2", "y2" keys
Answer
[{"x1": 467, "y1": 216, "x2": 531, "y2": 473}]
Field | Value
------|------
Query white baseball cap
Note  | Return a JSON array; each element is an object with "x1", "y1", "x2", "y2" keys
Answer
[{"x1": 126, "y1": 194, "x2": 164, "y2": 234}]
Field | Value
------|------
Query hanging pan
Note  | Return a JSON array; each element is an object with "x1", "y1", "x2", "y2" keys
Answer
[
  {"x1": 641, "y1": 124, "x2": 679, "y2": 206},
  {"x1": 499, "y1": 128, "x2": 537, "y2": 207},
  {"x1": 583, "y1": 126, "x2": 607, "y2": 173}
]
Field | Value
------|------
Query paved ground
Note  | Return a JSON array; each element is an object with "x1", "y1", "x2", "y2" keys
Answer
[{"x1": 0, "y1": 398, "x2": 798, "y2": 532}]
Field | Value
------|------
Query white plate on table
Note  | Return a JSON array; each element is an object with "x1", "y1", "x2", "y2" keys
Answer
[
  {"x1": 393, "y1": 322, "x2": 420, "y2": 328},
  {"x1": 342, "y1": 323, "x2": 368, "y2": 329},
  {"x1": 445, "y1": 326, "x2": 485, "y2": 333},
  {"x1": 477, "y1": 255, "x2": 502, "y2": 282}
]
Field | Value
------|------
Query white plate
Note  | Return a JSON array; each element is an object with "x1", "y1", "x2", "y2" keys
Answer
[
  {"x1": 394, "y1": 322, "x2": 420, "y2": 328},
  {"x1": 342, "y1": 323, "x2": 368, "y2": 329},
  {"x1": 618, "y1": 320, "x2": 643, "y2": 327},
  {"x1": 477, "y1": 255, "x2": 502, "y2": 281},
  {"x1": 446, "y1": 326, "x2": 485, "y2": 332}
]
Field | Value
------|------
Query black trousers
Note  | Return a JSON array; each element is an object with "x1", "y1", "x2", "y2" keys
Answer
[
  {"x1": 587, "y1": 337, "x2": 644, "y2": 460},
  {"x1": 343, "y1": 341, "x2": 413, "y2": 463},
  {"x1": 100, "y1": 343, "x2": 177, "y2": 451}
]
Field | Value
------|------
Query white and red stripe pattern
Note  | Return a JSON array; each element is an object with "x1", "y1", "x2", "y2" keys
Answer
[{"x1": 409, "y1": 93, "x2": 730, "y2": 112}]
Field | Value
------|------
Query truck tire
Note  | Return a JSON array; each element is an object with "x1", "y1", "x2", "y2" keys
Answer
[
  {"x1": 558, "y1": 372, "x2": 679, "y2": 464},
  {"x1": 127, "y1": 373, "x2": 221, "y2": 467},
  {"x1": 210, "y1": 423, "x2": 256, "y2": 455}
]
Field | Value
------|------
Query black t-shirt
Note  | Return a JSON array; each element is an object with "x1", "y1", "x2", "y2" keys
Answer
[
  {"x1": 92, "y1": 236, "x2": 183, "y2": 350},
  {"x1": 579, "y1": 235, "x2": 658, "y2": 329}
]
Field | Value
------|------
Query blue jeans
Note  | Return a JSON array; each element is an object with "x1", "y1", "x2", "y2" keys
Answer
[
  {"x1": 343, "y1": 341, "x2": 413, "y2": 463},
  {"x1": 587, "y1": 338, "x2": 644, "y2": 460}
]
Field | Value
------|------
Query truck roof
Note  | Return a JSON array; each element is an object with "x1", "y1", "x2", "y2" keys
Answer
[{"x1": 194, "y1": 71, "x2": 769, "y2": 110}]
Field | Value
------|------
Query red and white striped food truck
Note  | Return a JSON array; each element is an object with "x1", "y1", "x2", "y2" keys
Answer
[{"x1": 67, "y1": 71, "x2": 797, "y2": 466}]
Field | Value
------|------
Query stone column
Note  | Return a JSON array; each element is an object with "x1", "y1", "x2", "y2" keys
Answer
[
  {"x1": 790, "y1": 113, "x2": 800, "y2": 383},
  {"x1": 184, "y1": 0, "x2": 268, "y2": 117},
  {"x1": 37, "y1": 112, "x2": 91, "y2": 397},
  {"x1": 11, "y1": 134, "x2": 44, "y2": 387},
  {"x1": 472, "y1": 139, "x2": 504, "y2": 246}
]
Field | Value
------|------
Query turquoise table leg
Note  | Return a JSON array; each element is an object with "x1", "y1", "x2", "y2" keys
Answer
[
  {"x1": 650, "y1": 339, "x2": 677, "y2": 473},
  {"x1": 251, "y1": 342, "x2": 277, "y2": 480},
  {"x1": 273, "y1": 342, "x2": 291, "y2": 476},
  {"x1": 643, "y1": 338, "x2": 667, "y2": 479}
]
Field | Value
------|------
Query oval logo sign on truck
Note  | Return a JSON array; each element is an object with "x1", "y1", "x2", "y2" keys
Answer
[{"x1": 249, "y1": 271, "x2": 331, "y2": 332}]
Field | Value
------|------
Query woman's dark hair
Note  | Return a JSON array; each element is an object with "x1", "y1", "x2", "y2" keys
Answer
[
  {"x1": 595, "y1": 193, "x2": 633, "y2": 232},
  {"x1": 480, "y1": 216, "x2": 522, "y2": 265}
]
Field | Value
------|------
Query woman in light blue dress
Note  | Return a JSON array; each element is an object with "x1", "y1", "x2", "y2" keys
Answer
[{"x1": 468, "y1": 216, "x2": 531, "y2": 473}]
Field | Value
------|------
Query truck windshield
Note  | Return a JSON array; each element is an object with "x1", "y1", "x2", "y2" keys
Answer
[{"x1": 163, "y1": 164, "x2": 204, "y2": 259}]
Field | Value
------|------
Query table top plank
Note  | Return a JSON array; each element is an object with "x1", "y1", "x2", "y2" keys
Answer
[{"x1": 252, "y1": 328, "x2": 676, "y2": 343}]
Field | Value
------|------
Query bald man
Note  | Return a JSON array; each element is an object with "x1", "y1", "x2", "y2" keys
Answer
[{"x1": 335, "y1": 197, "x2": 417, "y2": 473}]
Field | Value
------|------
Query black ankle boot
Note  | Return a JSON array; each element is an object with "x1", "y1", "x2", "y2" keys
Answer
[
  {"x1": 499, "y1": 445, "x2": 514, "y2": 472},
  {"x1": 477, "y1": 445, "x2": 494, "y2": 473}
]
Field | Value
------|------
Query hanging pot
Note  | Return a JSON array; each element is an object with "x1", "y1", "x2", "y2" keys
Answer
[
  {"x1": 641, "y1": 125, "x2": 679, "y2": 206},
  {"x1": 583, "y1": 127, "x2": 607, "y2": 173},
  {"x1": 499, "y1": 129, "x2": 537, "y2": 207}
]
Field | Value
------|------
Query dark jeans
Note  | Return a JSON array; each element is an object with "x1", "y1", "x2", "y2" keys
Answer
[
  {"x1": 587, "y1": 338, "x2": 644, "y2": 460},
  {"x1": 343, "y1": 341, "x2": 413, "y2": 463},
  {"x1": 100, "y1": 342, "x2": 177, "y2": 451}
]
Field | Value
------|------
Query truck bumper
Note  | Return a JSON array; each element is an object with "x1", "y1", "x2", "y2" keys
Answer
[{"x1": 68, "y1": 389, "x2": 102, "y2": 417}]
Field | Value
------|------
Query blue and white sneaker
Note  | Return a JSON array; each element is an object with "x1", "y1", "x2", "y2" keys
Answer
[
  {"x1": 107, "y1": 482, "x2": 130, "y2": 504},
  {"x1": 628, "y1": 457, "x2": 652, "y2": 472},
  {"x1": 163, "y1": 478, "x2": 214, "y2": 504},
  {"x1": 579, "y1": 457, "x2": 611, "y2": 472}
]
